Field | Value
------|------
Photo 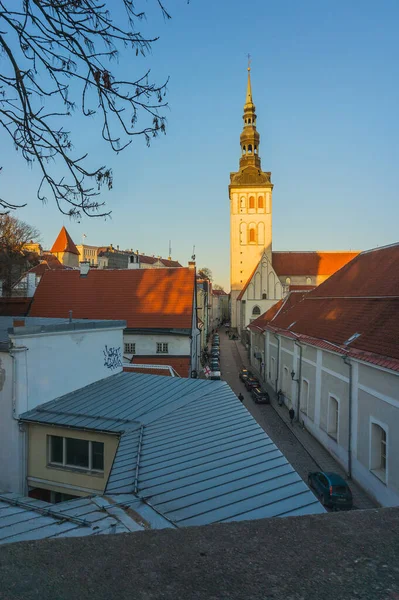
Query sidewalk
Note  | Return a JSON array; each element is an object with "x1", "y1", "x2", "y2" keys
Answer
[{"x1": 232, "y1": 337, "x2": 377, "y2": 510}]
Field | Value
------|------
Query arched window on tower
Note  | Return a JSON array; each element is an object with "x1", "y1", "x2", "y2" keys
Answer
[
  {"x1": 254, "y1": 145, "x2": 258, "y2": 154},
  {"x1": 249, "y1": 196, "x2": 255, "y2": 209},
  {"x1": 249, "y1": 228, "x2": 256, "y2": 243},
  {"x1": 242, "y1": 145, "x2": 246, "y2": 155},
  {"x1": 258, "y1": 196, "x2": 264, "y2": 209},
  {"x1": 248, "y1": 118, "x2": 251, "y2": 124},
  {"x1": 252, "y1": 306, "x2": 261, "y2": 316},
  {"x1": 248, "y1": 144, "x2": 253, "y2": 154}
]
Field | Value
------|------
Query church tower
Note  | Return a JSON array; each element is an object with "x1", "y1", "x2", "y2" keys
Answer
[{"x1": 229, "y1": 66, "x2": 273, "y2": 327}]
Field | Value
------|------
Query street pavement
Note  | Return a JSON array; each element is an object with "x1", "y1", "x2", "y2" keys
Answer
[{"x1": 217, "y1": 327, "x2": 377, "y2": 510}]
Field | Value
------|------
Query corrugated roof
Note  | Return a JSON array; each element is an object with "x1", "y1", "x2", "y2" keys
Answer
[
  {"x1": 50, "y1": 227, "x2": 79, "y2": 255},
  {"x1": 29, "y1": 268, "x2": 195, "y2": 329},
  {"x1": 272, "y1": 251, "x2": 359, "y2": 276},
  {"x1": 20, "y1": 372, "x2": 324, "y2": 527}
]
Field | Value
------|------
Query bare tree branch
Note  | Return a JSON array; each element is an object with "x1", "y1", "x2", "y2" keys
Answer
[{"x1": 0, "y1": 1, "x2": 173, "y2": 218}]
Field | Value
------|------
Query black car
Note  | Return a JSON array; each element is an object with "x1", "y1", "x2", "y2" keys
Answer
[
  {"x1": 239, "y1": 368, "x2": 249, "y2": 382},
  {"x1": 245, "y1": 377, "x2": 259, "y2": 390},
  {"x1": 251, "y1": 387, "x2": 270, "y2": 404},
  {"x1": 308, "y1": 471, "x2": 353, "y2": 510}
]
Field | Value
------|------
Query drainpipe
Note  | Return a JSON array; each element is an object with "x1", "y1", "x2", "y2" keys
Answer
[
  {"x1": 343, "y1": 355, "x2": 352, "y2": 479},
  {"x1": 294, "y1": 340, "x2": 303, "y2": 423},
  {"x1": 273, "y1": 333, "x2": 280, "y2": 393}
]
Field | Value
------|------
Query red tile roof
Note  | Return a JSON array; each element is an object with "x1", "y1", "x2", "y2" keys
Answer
[
  {"x1": 289, "y1": 285, "x2": 315, "y2": 291},
  {"x1": 272, "y1": 251, "x2": 359, "y2": 276},
  {"x1": 130, "y1": 356, "x2": 191, "y2": 377},
  {"x1": 0, "y1": 297, "x2": 32, "y2": 316},
  {"x1": 29, "y1": 268, "x2": 195, "y2": 329},
  {"x1": 212, "y1": 289, "x2": 228, "y2": 296},
  {"x1": 248, "y1": 292, "x2": 307, "y2": 332},
  {"x1": 250, "y1": 244, "x2": 399, "y2": 371},
  {"x1": 27, "y1": 254, "x2": 71, "y2": 276},
  {"x1": 160, "y1": 258, "x2": 182, "y2": 268},
  {"x1": 50, "y1": 227, "x2": 79, "y2": 255}
]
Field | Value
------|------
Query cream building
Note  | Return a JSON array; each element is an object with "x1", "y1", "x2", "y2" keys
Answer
[{"x1": 229, "y1": 66, "x2": 273, "y2": 328}]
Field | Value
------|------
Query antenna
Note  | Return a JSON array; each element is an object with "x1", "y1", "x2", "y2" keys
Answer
[
  {"x1": 168, "y1": 240, "x2": 172, "y2": 260},
  {"x1": 191, "y1": 245, "x2": 196, "y2": 261}
]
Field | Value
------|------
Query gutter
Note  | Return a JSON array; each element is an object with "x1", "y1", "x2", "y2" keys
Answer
[
  {"x1": 294, "y1": 340, "x2": 303, "y2": 423},
  {"x1": 273, "y1": 333, "x2": 280, "y2": 393},
  {"x1": 343, "y1": 355, "x2": 352, "y2": 479}
]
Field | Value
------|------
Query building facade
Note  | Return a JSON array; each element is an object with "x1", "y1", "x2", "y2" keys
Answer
[{"x1": 229, "y1": 67, "x2": 273, "y2": 328}]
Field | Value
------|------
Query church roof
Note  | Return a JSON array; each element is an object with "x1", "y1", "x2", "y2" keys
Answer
[
  {"x1": 249, "y1": 243, "x2": 399, "y2": 372},
  {"x1": 29, "y1": 267, "x2": 196, "y2": 330},
  {"x1": 272, "y1": 251, "x2": 359, "y2": 277},
  {"x1": 50, "y1": 227, "x2": 79, "y2": 255}
]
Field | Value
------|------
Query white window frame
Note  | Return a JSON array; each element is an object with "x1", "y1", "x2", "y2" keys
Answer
[
  {"x1": 369, "y1": 417, "x2": 388, "y2": 484},
  {"x1": 300, "y1": 378, "x2": 310, "y2": 415},
  {"x1": 48, "y1": 435, "x2": 104, "y2": 473},
  {"x1": 156, "y1": 342, "x2": 169, "y2": 354},
  {"x1": 124, "y1": 342, "x2": 136, "y2": 354},
  {"x1": 327, "y1": 394, "x2": 339, "y2": 440}
]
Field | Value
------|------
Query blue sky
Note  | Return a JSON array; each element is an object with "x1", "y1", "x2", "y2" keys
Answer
[{"x1": 1, "y1": 0, "x2": 399, "y2": 289}]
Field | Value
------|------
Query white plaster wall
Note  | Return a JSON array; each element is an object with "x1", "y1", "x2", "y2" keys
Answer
[
  {"x1": 0, "y1": 352, "x2": 26, "y2": 493},
  {"x1": 12, "y1": 326, "x2": 124, "y2": 416},
  {"x1": 123, "y1": 333, "x2": 191, "y2": 358}
]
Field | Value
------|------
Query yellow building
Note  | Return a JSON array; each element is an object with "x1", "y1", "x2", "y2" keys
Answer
[{"x1": 229, "y1": 66, "x2": 273, "y2": 327}]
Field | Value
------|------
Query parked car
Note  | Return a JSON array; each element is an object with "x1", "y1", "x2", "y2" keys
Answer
[
  {"x1": 209, "y1": 360, "x2": 219, "y2": 369},
  {"x1": 245, "y1": 377, "x2": 259, "y2": 391},
  {"x1": 308, "y1": 471, "x2": 353, "y2": 510},
  {"x1": 251, "y1": 387, "x2": 270, "y2": 404},
  {"x1": 239, "y1": 368, "x2": 249, "y2": 382},
  {"x1": 209, "y1": 370, "x2": 221, "y2": 380}
]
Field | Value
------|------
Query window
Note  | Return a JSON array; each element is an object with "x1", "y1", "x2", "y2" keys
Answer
[
  {"x1": 370, "y1": 422, "x2": 387, "y2": 482},
  {"x1": 249, "y1": 196, "x2": 255, "y2": 209},
  {"x1": 301, "y1": 379, "x2": 309, "y2": 414},
  {"x1": 327, "y1": 396, "x2": 339, "y2": 439},
  {"x1": 124, "y1": 342, "x2": 136, "y2": 354},
  {"x1": 262, "y1": 293, "x2": 267, "y2": 299},
  {"x1": 248, "y1": 144, "x2": 253, "y2": 154},
  {"x1": 48, "y1": 436, "x2": 104, "y2": 472},
  {"x1": 240, "y1": 196, "x2": 246, "y2": 209},
  {"x1": 258, "y1": 196, "x2": 264, "y2": 209},
  {"x1": 252, "y1": 306, "x2": 261, "y2": 315},
  {"x1": 285, "y1": 277, "x2": 291, "y2": 285},
  {"x1": 156, "y1": 342, "x2": 169, "y2": 354},
  {"x1": 249, "y1": 228, "x2": 255, "y2": 243},
  {"x1": 306, "y1": 277, "x2": 312, "y2": 285}
]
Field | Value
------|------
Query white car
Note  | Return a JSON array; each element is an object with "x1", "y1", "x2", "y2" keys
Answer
[{"x1": 210, "y1": 370, "x2": 221, "y2": 380}]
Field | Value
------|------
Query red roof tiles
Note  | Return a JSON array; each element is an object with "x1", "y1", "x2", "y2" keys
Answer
[
  {"x1": 27, "y1": 254, "x2": 70, "y2": 277},
  {"x1": 130, "y1": 356, "x2": 190, "y2": 377},
  {"x1": 250, "y1": 244, "x2": 399, "y2": 370},
  {"x1": 29, "y1": 268, "x2": 195, "y2": 329},
  {"x1": 272, "y1": 251, "x2": 359, "y2": 277},
  {"x1": 50, "y1": 227, "x2": 79, "y2": 255}
]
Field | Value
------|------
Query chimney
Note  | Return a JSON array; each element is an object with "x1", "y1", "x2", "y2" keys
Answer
[
  {"x1": 13, "y1": 319, "x2": 25, "y2": 328},
  {"x1": 128, "y1": 252, "x2": 140, "y2": 269},
  {"x1": 26, "y1": 272, "x2": 36, "y2": 297},
  {"x1": 79, "y1": 261, "x2": 90, "y2": 276},
  {"x1": 188, "y1": 261, "x2": 196, "y2": 270}
]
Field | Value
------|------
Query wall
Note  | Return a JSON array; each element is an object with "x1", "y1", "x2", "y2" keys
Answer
[
  {"x1": 259, "y1": 329, "x2": 399, "y2": 507},
  {"x1": 27, "y1": 424, "x2": 119, "y2": 497},
  {"x1": 230, "y1": 185, "x2": 273, "y2": 327},
  {"x1": 0, "y1": 351, "x2": 24, "y2": 493},
  {"x1": 123, "y1": 333, "x2": 191, "y2": 360},
  {"x1": 13, "y1": 325, "x2": 124, "y2": 415}
]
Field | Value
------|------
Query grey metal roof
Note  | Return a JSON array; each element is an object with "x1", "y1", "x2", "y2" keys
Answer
[
  {"x1": 0, "y1": 316, "x2": 126, "y2": 346},
  {"x1": 20, "y1": 372, "x2": 325, "y2": 531}
]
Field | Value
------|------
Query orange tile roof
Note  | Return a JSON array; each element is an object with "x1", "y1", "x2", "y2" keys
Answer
[
  {"x1": 248, "y1": 292, "x2": 307, "y2": 332},
  {"x1": 289, "y1": 285, "x2": 315, "y2": 291},
  {"x1": 272, "y1": 251, "x2": 359, "y2": 276},
  {"x1": 130, "y1": 356, "x2": 191, "y2": 377},
  {"x1": 28, "y1": 254, "x2": 71, "y2": 277},
  {"x1": 251, "y1": 244, "x2": 399, "y2": 369},
  {"x1": 29, "y1": 268, "x2": 195, "y2": 329},
  {"x1": 50, "y1": 227, "x2": 79, "y2": 255}
]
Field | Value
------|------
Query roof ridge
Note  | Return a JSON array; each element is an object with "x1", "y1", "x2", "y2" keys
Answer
[{"x1": 360, "y1": 241, "x2": 399, "y2": 255}]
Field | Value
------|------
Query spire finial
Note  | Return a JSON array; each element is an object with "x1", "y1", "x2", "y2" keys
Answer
[{"x1": 245, "y1": 55, "x2": 253, "y2": 105}]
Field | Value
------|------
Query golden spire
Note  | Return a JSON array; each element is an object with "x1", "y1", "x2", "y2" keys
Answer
[{"x1": 245, "y1": 54, "x2": 253, "y2": 105}]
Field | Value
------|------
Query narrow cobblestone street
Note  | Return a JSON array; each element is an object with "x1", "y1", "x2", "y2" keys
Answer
[{"x1": 218, "y1": 328, "x2": 377, "y2": 510}]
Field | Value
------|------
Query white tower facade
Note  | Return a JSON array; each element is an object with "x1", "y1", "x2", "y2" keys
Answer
[{"x1": 229, "y1": 68, "x2": 273, "y2": 327}]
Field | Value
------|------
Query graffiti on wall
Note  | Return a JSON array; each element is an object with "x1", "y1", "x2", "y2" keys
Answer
[{"x1": 103, "y1": 345, "x2": 122, "y2": 370}]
